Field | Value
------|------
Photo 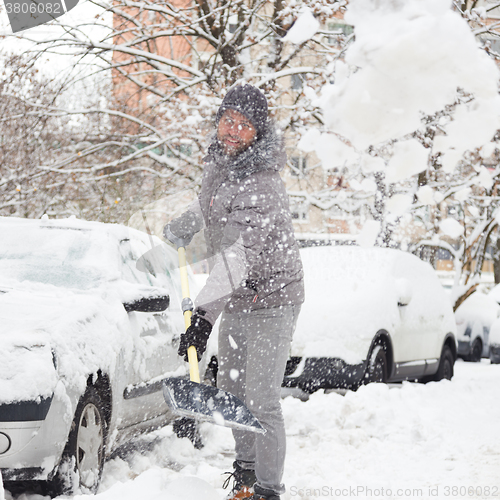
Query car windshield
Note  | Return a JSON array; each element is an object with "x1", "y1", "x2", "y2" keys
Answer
[{"x1": 0, "y1": 226, "x2": 115, "y2": 290}]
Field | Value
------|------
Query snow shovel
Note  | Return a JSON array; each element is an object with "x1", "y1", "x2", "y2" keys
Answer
[{"x1": 162, "y1": 243, "x2": 265, "y2": 434}]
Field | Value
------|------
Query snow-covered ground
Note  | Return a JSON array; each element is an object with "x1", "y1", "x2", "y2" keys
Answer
[{"x1": 4, "y1": 360, "x2": 498, "y2": 500}]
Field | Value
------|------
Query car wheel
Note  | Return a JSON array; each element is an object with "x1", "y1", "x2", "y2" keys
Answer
[
  {"x1": 469, "y1": 338, "x2": 482, "y2": 362},
  {"x1": 365, "y1": 344, "x2": 388, "y2": 384},
  {"x1": 51, "y1": 386, "x2": 106, "y2": 496},
  {"x1": 490, "y1": 345, "x2": 500, "y2": 364},
  {"x1": 434, "y1": 345, "x2": 454, "y2": 381}
]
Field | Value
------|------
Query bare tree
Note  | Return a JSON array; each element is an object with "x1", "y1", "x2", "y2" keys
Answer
[{"x1": 4, "y1": 0, "x2": 347, "y2": 221}]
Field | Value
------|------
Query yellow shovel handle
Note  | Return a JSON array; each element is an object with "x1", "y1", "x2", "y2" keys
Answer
[{"x1": 178, "y1": 247, "x2": 201, "y2": 384}]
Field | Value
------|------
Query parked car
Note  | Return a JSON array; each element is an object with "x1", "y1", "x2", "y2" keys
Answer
[
  {"x1": 282, "y1": 246, "x2": 457, "y2": 392},
  {"x1": 455, "y1": 289, "x2": 500, "y2": 362},
  {"x1": 487, "y1": 317, "x2": 500, "y2": 364},
  {"x1": 0, "y1": 216, "x2": 202, "y2": 495}
]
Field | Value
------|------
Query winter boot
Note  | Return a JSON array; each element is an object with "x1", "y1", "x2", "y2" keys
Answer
[
  {"x1": 223, "y1": 461, "x2": 256, "y2": 500},
  {"x1": 250, "y1": 484, "x2": 280, "y2": 500}
]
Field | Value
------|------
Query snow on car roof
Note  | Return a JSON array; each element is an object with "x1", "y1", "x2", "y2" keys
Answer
[
  {"x1": 294, "y1": 246, "x2": 399, "y2": 363},
  {"x1": 0, "y1": 216, "x2": 171, "y2": 288},
  {"x1": 487, "y1": 283, "x2": 500, "y2": 304},
  {"x1": 0, "y1": 214, "x2": 140, "y2": 239},
  {"x1": 0, "y1": 216, "x2": 181, "y2": 405},
  {"x1": 455, "y1": 291, "x2": 500, "y2": 325},
  {"x1": 294, "y1": 245, "x2": 453, "y2": 364}
]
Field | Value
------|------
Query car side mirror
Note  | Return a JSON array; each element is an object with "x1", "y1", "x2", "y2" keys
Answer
[
  {"x1": 124, "y1": 294, "x2": 170, "y2": 313},
  {"x1": 396, "y1": 278, "x2": 412, "y2": 307}
]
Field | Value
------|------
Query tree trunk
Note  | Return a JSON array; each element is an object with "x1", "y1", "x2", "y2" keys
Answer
[{"x1": 493, "y1": 235, "x2": 500, "y2": 284}]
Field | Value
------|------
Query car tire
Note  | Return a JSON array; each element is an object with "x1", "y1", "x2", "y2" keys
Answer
[
  {"x1": 434, "y1": 345, "x2": 454, "y2": 381},
  {"x1": 51, "y1": 386, "x2": 106, "y2": 496},
  {"x1": 365, "y1": 344, "x2": 388, "y2": 384},
  {"x1": 468, "y1": 338, "x2": 482, "y2": 363}
]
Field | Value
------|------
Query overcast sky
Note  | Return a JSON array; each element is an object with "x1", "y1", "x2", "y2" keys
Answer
[{"x1": 0, "y1": 0, "x2": 110, "y2": 76}]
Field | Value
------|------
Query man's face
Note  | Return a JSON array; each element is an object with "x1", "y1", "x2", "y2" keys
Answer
[{"x1": 217, "y1": 109, "x2": 257, "y2": 156}]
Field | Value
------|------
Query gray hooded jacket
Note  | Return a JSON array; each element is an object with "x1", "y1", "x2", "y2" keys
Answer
[{"x1": 185, "y1": 122, "x2": 305, "y2": 326}]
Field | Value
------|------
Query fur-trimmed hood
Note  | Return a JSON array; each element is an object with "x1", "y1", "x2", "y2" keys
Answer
[{"x1": 205, "y1": 120, "x2": 286, "y2": 182}]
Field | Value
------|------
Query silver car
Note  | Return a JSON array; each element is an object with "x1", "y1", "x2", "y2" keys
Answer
[{"x1": 0, "y1": 216, "x2": 198, "y2": 494}]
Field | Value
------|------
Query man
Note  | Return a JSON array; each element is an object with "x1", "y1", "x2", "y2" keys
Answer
[{"x1": 164, "y1": 84, "x2": 304, "y2": 500}]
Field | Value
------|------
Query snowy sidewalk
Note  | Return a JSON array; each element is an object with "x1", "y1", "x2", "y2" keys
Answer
[{"x1": 4, "y1": 360, "x2": 499, "y2": 500}]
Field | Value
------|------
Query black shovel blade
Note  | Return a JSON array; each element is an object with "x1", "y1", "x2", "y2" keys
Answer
[{"x1": 163, "y1": 379, "x2": 265, "y2": 434}]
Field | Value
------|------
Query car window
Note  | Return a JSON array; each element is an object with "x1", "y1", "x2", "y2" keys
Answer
[
  {"x1": 121, "y1": 237, "x2": 188, "y2": 317},
  {"x1": 119, "y1": 238, "x2": 153, "y2": 286},
  {"x1": 0, "y1": 226, "x2": 118, "y2": 289}
]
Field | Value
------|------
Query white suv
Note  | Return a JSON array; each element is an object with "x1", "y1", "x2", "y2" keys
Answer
[{"x1": 283, "y1": 245, "x2": 457, "y2": 392}]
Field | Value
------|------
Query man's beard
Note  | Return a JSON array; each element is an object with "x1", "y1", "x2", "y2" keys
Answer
[{"x1": 218, "y1": 134, "x2": 252, "y2": 156}]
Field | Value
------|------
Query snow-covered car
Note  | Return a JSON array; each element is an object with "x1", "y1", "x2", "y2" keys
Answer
[
  {"x1": 282, "y1": 246, "x2": 457, "y2": 392},
  {"x1": 455, "y1": 289, "x2": 500, "y2": 362},
  {"x1": 0, "y1": 216, "x2": 199, "y2": 494},
  {"x1": 488, "y1": 317, "x2": 500, "y2": 364}
]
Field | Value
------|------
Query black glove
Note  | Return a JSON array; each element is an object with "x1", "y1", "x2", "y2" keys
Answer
[
  {"x1": 164, "y1": 211, "x2": 203, "y2": 248},
  {"x1": 178, "y1": 311, "x2": 213, "y2": 362}
]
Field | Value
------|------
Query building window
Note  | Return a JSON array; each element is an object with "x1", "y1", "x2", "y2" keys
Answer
[
  {"x1": 291, "y1": 73, "x2": 304, "y2": 91},
  {"x1": 228, "y1": 15, "x2": 238, "y2": 34},
  {"x1": 290, "y1": 155, "x2": 307, "y2": 177},
  {"x1": 327, "y1": 199, "x2": 363, "y2": 221},
  {"x1": 488, "y1": 39, "x2": 500, "y2": 53},
  {"x1": 290, "y1": 199, "x2": 309, "y2": 222},
  {"x1": 166, "y1": 143, "x2": 193, "y2": 157},
  {"x1": 447, "y1": 203, "x2": 464, "y2": 220},
  {"x1": 327, "y1": 22, "x2": 354, "y2": 44}
]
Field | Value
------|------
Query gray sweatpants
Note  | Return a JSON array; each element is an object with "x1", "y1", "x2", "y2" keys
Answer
[{"x1": 217, "y1": 304, "x2": 300, "y2": 496}]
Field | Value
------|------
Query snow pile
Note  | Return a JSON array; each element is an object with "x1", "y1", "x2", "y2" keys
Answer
[
  {"x1": 293, "y1": 246, "x2": 455, "y2": 363},
  {"x1": 385, "y1": 140, "x2": 428, "y2": 183},
  {"x1": 299, "y1": 130, "x2": 358, "y2": 170},
  {"x1": 316, "y1": 0, "x2": 500, "y2": 174},
  {"x1": 385, "y1": 194, "x2": 413, "y2": 216},
  {"x1": 3, "y1": 362, "x2": 496, "y2": 500},
  {"x1": 357, "y1": 220, "x2": 381, "y2": 247},
  {"x1": 282, "y1": 7, "x2": 319, "y2": 45},
  {"x1": 487, "y1": 282, "x2": 500, "y2": 303},
  {"x1": 284, "y1": 361, "x2": 500, "y2": 494},
  {"x1": 417, "y1": 185, "x2": 436, "y2": 205},
  {"x1": 0, "y1": 333, "x2": 58, "y2": 403},
  {"x1": 439, "y1": 218, "x2": 464, "y2": 239},
  {"x1": 164, "y1": 477, "x2": 220, "y2": 500}
]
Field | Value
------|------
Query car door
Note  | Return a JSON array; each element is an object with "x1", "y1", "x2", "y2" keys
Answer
[
  {"x1": 114, "y1": 236, "x2": 185, "y2": 429},
  {"x1": 390, "y1": 253, "x2": 445, "y2": 378}
]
